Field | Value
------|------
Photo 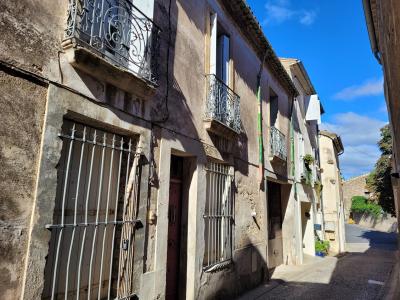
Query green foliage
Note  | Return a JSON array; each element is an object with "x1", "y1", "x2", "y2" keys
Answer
[
  {"x1": 314, "y1": 180, "x2": 323, "y2": 199},
  {"x1": 366, "y1": 171, "x2": 376, "y2": 193},
  {"x1": 301, "y1": 167, "x2": 313, "y2": 186},
  {"x1": 315, "y1": 239, "x2": 330, "y2": 254},
  {"x1": 378, "y1": 124, "x2": 392, "y2": 155},
  {"x1": 366, "y1": 125, "x2": 395, "y2": 216},
  {"x1": 303, "y1": 154, "x2": 315, "y2": 166},
  {"x1": 302, "y1": 154, "x2": 315, "y2": 186},
  {"x1": 351, "y1": 196, "x2": 382, "y2": 218}
]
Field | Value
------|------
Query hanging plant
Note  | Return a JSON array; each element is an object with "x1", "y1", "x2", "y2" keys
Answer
[
  {"x1": 303, "y1": 154, "x2": 315, "y2": 168},
  {"x1": 314, "y1": 180, "x2": 323, "y2": 199},
  {"x1": 301, "y1": 168, "x2": 313, "y2": 186}
]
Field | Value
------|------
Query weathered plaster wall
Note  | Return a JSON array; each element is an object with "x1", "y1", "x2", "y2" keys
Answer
[
  {"x1": 319, "y1": 134, "x2": 345, "y2": 254},
  {"x1": 1, "y1": 0, "x2": 295, "y2": 298},
  {"x1": 0, "y1": 0, "x2": 154, "y2": 297},
  {"x1": 21, "y1": 85, "x2": 151, "y2": 300},
  {"x1": 0, "y1": 71, "x2": 47, "y2": 299},
  {"x1": 144, "y1": 0, "x2": 293, "y2": 298},
  {"x1": 0, "y1": 1, "x2": 66, "y2": 78},
  {"x1": 372, "y1": 0, "x2": 400, "y2": 242},
  {"x1": 157, "y1": 0, "x2": 292, "y2": 170},
  {"x1": 372, "y1": 3, "x2": 400, "y2": 297},
  {"x1": 280, "y1": 60, "x2": 321, "y2": 264}
]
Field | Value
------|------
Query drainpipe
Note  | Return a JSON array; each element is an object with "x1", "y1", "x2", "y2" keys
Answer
[
  {"x1": 290, "y1": 101, "x2": 300, "y2": 264},
  {"x1": 257, "y1": 50, "x2": 270, "y2": 279},
  {"x1": 362, "y1": 0, "x2": 382, "y2": 64},
  {"x1": 317, "y1": 127, "x2": 326, "y2": 239},
  {"x1": 257, "y1": 50, "x2": 269, "y2": 186}
]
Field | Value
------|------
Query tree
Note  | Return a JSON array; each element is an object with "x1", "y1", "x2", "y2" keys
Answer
[{"x1": 366, "y1": 125, "x2": 395, "y2": 215}]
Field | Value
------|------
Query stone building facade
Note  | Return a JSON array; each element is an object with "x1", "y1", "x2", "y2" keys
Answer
[
  {"x1": 0, "y1": 0, "x2": 312, "y2": 299},
  {"x1": 342, "y1": 174, "x2": 370, "y2": 220},
  {"x1": 319, "y1": 131, "x2": 345, "y2": 254},
  {"x1": 363, "y1": 1, "x2": 400, "y2": 297},
  {"x1": 280, "y1": 58, "x2": 324, "y2": 264}
]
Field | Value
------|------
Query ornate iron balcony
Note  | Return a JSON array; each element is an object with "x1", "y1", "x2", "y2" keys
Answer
[
  {"x1": 270, "y1": 126, "x2": 287, "y2": 161},
  {"x1": 205, "y1": 74, "x2": 241, "y2": 134},
  {"x1": 64, "y1": 0, "x2": 160, "y2": 84}
]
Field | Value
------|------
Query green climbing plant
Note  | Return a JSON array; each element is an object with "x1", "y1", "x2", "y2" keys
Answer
[
  {"x1": 303, "y1": 154, "x2": 315, "y2": 166},
  {"x1": 314, "y1": 180, "x2": 323, "y2": 199}
]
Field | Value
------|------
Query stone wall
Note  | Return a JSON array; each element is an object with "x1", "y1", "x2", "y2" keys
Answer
[
  {"x1": 352, "y1": 212, "x2": 398, "y2": 233},
  {"x1": 343, "y1": 174, "x2": 370, "y2": 220},
  {"x1": 0, "y1": 70, "x2": 47, "y2": 299},
  {"x1": 0, "y1": 0, "x2": 296, "y2": 299}
]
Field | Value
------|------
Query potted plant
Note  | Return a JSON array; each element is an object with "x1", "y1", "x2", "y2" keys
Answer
[
  {"x1": 303, "y1": 154, "x2": 315, "y2": 168},
  {"x1": 315, "y1": 239, "x2": 329, "y2": 257}
]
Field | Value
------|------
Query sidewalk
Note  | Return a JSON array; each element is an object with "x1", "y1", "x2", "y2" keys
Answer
[
  {"x1": 237, "y1": 225, "x2": 398, "y2": 300},
  {"x1": 236, "y1": 255, "x2": 338, "y2": 300},
  {"x1": 237, "y1": 246, "x2": 396, "y2": 300}
]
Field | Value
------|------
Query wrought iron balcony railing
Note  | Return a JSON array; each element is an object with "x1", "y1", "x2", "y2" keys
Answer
[
  {"x1": 205, "y1": 74, "x2": 241, "y2": 133},
  {"x1": 269, "y1": 126, "x2": 287, "y2": 161},
  {"x1": 64, "y1": 0, "x2": 160, "y2": 84}
]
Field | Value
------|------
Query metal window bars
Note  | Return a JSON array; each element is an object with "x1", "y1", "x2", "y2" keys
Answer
[
  {"x1": 64, "y1": 0, "x2": 160, "y2": 84},
  {"x1": 205, "y1": 74, "x2": 241, "y2": 133},
  {"x1": 42, "y1": 120, "x2": 141, "y2": 300},
  {"x1": 269, "y1": 126, "x2": 287, "y2": 161},
  {"x1": 203, "y1": 162, "x2": 234, "y2": 269}
]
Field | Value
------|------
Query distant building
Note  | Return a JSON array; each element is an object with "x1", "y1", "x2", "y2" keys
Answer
[
  {"x1": 319, "y1": 130, "x2": 346, "y2": 254},
  {"x1": 280, "y1": 58, "x2": 324, "y2": 264},
  {"x1": 342, "y1": 174, "x2": 370, "y2": 220}
]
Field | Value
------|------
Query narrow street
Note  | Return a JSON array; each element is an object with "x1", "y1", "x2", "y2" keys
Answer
[{"x1": 238, "y1": 224, "x2": 398, "y2": 300}]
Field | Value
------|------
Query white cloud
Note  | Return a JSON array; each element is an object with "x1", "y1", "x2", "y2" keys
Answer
[
  {"x1": 339, "y1": 145, "x2": 380, "y2": 179},
  {"x1": 321, "y1": 112, "x2": 387, "y2": 178},
  {"x1": 333, "y1": 78, "x2": 384, "y2": 100},
  {"x1": 299, "y1": 11, "x2": 317, "y2": 25},
  {"x1": 264, "y1": 0, "x2": 317, "y2": 26},
  {"x1": 322, "y1": 112, "x2": 385, "y2": 146}
]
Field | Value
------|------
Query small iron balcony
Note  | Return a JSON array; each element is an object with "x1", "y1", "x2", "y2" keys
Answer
[
  {"x1": 204, "y1": 74, "x2": 241, "y2": 135},
  {"x1": 269, "y1": 126, "x2": 287, "y2": 161},
  {"x1": 64, "y1": 0, "x2": 160, "y2": 84}
]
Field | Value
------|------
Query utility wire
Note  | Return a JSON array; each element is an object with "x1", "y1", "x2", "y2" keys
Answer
[{"x1": 0, "y1": 58, "x2": 289, "y2": 180}]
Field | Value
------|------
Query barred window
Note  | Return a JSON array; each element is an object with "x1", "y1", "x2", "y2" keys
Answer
[
  {"x1": 43, "y1": 120, "x2": 141, "y2": 300},
  {"x1": 203, "y1": 162, "x2": 234, "y2": 269}
]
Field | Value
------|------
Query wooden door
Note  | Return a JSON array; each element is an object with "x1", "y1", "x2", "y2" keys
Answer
[{"x1": 267, "y1": 181, "x2": 283, "y2": 269}]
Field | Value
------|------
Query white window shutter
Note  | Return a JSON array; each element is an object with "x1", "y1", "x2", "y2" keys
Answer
[
  {"x1": 306, "y1": 94, "x2": 321, "y2": 124},
  {"x1": 132, "y1": 0, "x2": 154, "y2": 19},
  {"x1": 210, "y1": 13, "x2": 217, "y2": 75},
  {"x1": 296, "y1": 133, "x2": 304, "y2": 180}
]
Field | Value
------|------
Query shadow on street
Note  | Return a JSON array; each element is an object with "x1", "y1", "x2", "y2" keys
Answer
[{"x1": 237, "y1": 224, "x2": 398, "y2": 300}]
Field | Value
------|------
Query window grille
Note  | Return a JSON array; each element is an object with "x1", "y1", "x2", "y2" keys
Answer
[
  {"x1": 203, "y1": 162, "x2": 234, "y2": 269},
  {"x1": 43, "y1": 120, "x2": 141, "y2": 300},
  {"x1": 64, "y1": 0, "x2": 160, "y2": 84},
  {"x1": 269, "y1": 126, "x2": 287, "y2": 161},
  {"x1": 205, "y1": 74, "x2": 241, "y2": 133}
]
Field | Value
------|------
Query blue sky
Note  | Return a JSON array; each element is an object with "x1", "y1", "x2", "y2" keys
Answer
[{"x1": 246, "y1": 0, "x2": 388, "y2": 179}]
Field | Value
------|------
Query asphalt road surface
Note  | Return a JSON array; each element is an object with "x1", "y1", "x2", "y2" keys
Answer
[{"x1": 346, "y1": 223, "x2": 397, "y2": 246}]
